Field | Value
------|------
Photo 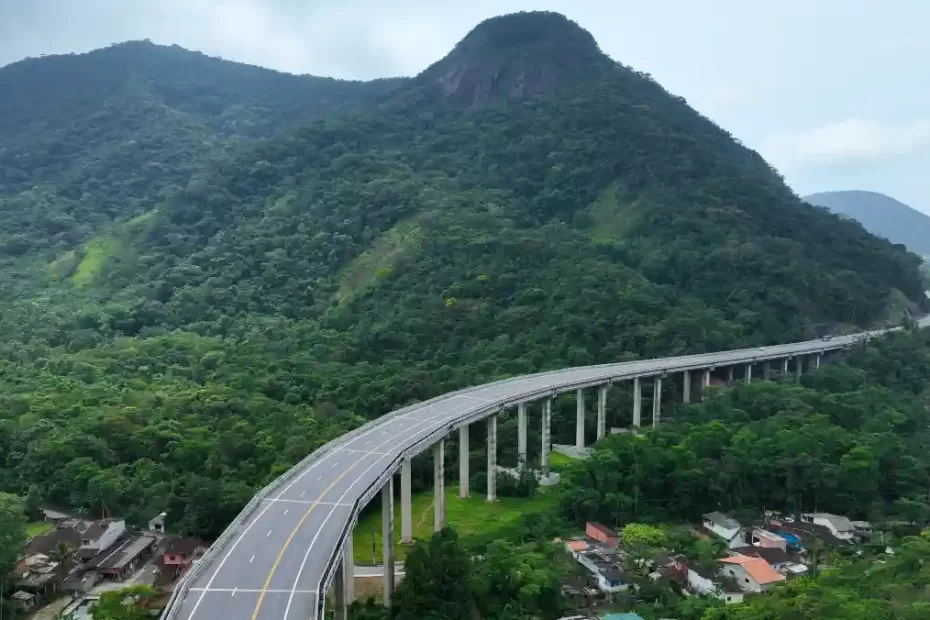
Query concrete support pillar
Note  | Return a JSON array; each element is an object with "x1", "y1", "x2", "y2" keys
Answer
[
  {"x1": 343, "y1": 532, "x2": 354, "y2": 603},
  {"x1": 334, "y1": 553, "x2": 346, "y2": 620},
  {"x1": 575, "y1": 389, "x2": 585, "y2": 450},
  {"x1": 433, "y1": 440, "x2": 445, "y2": 532},
  {"x1": 702, "y1": 369, "x2": 711, "y2": 400},
  {"x1": 596, "y1": 386, "x2": 607, "y2": 441},
  {"x1": 517, "y1": 403, "x2": 527, "y2": 465},
  {"x1": 652, "y1": 376, "x2": 662, "y2": 427},
  {"x1": 381, "y1": 479, "x2": 395, "y2": 607},
  {"x1": 745, "y1": 364, "x2": 753, "y2": 384},
  {"x1": 795, "y1": 357, "x2": 803, "y2": 380},
  {"x1": 682, "y1": 370, "x2": 691, "y2": 404},
  {"x1": 815, "y1": 354, "x2": 821, "y2": 368},
  {"x1": 541, "y1": 399, "x2": 551, "y2": 476},
  {"x1": 632, "y1": 377, "x2": 642, "y2": 427},
  {"x1": 400, "y1": 460, "x2": 413, "y2": 543},
  {"x1": 782, "y1": 358, "x2": 789, "y2": 375},
  {"x1": 458, "y1": 425, "x2": 469, "y2": 499},
  {"x1": 727, "y1": 366, "x2": 735, "y2": 385},
  {"x1": 487, "y1": 414, "x2": 498, "y2": 501}
]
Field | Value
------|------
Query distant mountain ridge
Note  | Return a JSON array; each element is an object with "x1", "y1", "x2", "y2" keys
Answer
[
  {"x1": 0, "y1": 40, "x2": 404, "y2": 259},
  {"x1": 805, "y1": 190, "x2": 930, "y2": 256}
]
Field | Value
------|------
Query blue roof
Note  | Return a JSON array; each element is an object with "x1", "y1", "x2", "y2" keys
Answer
[{"x1": 602, "y1": 614, "x2": 645, "y2": 620}]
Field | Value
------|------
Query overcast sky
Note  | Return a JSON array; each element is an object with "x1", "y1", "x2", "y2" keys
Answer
[{"x1": 2, "y1": 0, "x2": 928, "y2": 213}]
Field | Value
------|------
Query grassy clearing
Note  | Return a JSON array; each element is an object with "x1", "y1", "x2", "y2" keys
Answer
[
  {"x1": 335, "y1": 219, "x2": 423, "y2": 303},
  {"x1": 353, "y1": 484, "x2": 560, "y2": 564},
  {"x1": 547, "y1": 451, "x2": 576, "y2": 471},
  {"x1": 72, "y1": 237, "x2": 121, "y2": 287},
  {"x1": 27, "y1": 521, "x2": 53, "y2": 538}
]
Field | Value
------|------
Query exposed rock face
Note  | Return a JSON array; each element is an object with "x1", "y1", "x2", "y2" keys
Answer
[{"x1": 417, "y1": 11, "x2": 615, "y2": 106}]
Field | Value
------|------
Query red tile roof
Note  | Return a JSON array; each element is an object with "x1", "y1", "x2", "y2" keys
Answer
[{"x1": 719, "y1": 556, "x2": 785, "y2": 585}]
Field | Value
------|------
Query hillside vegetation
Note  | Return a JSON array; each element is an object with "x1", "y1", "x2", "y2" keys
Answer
[
  {"x1": 0, "y1": 11, "x2": 927, "y2": 536},
  {"x1": 805, "y1": 190, "x2": 930, "y2": 256},
  {"x1": 0, "y1": 40, "x2": 404, "y2": 261}
]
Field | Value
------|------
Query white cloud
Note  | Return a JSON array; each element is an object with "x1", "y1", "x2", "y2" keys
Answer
[{"x1": 765, "y1": 118, "x2": 930, "y2": 169}]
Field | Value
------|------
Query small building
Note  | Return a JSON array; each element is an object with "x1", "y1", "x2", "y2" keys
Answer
[
  {"x1": 576, "y1": 549, "x2": 631, "y2": 594},
  {"x1": 566, "y1": 540, "x2": 589, "y2": 557},
  {"x1": 602, "y1": 614, "x2": 645, "y2": 620},
  {"x1": 851, "y1": 521, "x2": 873, "y2": 538},
  {"x1": 730, "y1": 546, "x2": 793, "y2": 571},
  {"x1": 750, "y1": 528, "x2": 787, "y2": 551},
  {"x1": 87, "y1": 534, "x2": 157, "y2": 580},
  {"x1": 163, "y1": 536, "x2": 207, "y2": 567},
  {"x1": 719, "y1": 556, "x2": 785, "y2": 593},
  {"x1": 800, "y1": 513, "x2": 854, "y2": 541},
  {"x1": 11, "y1": 590, "x2": 36, "y2": 611},
  {"x1": 585, "y1": 522, "x2": 618, "y2": 547},
  {"x1": 148, "y1": 512, "x2": 166, "y2": 534},
  {"x1": 703, "y1": 512, "x2": 745, "y2": 549},
  {"x1": 79, "y1": 519, "x2": 126, "y2": 558}
]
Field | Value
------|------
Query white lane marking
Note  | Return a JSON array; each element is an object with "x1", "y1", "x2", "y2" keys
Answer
[
  {"x1": 299, "y1": 491, "x2": 305, "y2": 498},
  {"x1": 331, "y1": 462, "x2": 338, "y2": 468},
  {"x1": 315, "y1": 476, "x2": 321, "y2": 481},
  {"x1": 231, "y1": 588, "x2": 237, "y2": 597},
  {"x1": 266, "y1": 529, "x2": 273, "y2": 538},
  {"x1": 189, "y1": 588, "x2": 317, "y2": 594},
  {"x1": 283, "y1": 509, "x2": 289, "y2": 516},
  {"x1": 249, "y1": 555, "x2": 255, "y2": 563},
  {"x1": 281, "y1": 408, "x2": 471, "y2": 620}
]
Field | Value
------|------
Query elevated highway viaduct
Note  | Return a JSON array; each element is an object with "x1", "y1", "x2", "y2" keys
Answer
[{"x1": 161, "y1": 326, "x2": 915, "y2": 620}]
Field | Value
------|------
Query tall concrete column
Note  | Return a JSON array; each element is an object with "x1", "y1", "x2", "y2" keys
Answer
[
  {"x1": 433, "y1": 440, "x2": 445, "y2": 532},
  {"x1": 487, "y1": 414, "x2": 498, "y2": 502},
  {"x1": 541, "y1": 399, "x2": 551, "y2": 476},
  {"x1": 517, "y1": 403, "x2": 527, "y2": 465},
  {"x1": 334, "y1": 553, "x2": 346, "y2": 620},
  {"x1": 795, "y1": 357, "x2": 803, "y2": 380},
  {"x1": 745, "y1": 364, "x2": 753, "y2": 384},
  {"x1": 782, "y1": 358, "x2": 789, "y2": 374},
  {"x1": 381, "y1": 479, "x2": 395, "y2": 607},
  {"x1": 458, "y1": 425, "x2": 469, "y2": 499},
  {"x1": 596, "y1": 386, "x2": 607, "y2": 441},
  {"x1": 682, "y1": 370, "x2": 691, "y2": 404},
  {"x1": 343, "y1": 532, "x2": 354, "y2": 603},
  {"x1": 632, "y1": 378, "x2": 642, "y2": 427},
  {"x1": 652, "y1": 377, "x2": 662, "y2": 427},
  {"x1": 575, "y1": 389, "x2": 586, "y2": 450},
  {"x1": 400, "y1": 460, "x2": 412, "y2": 543},
  {"x1": 727, "y1": 366, "x2": 735, "y2": 385},
  {"x1": 702, "y1": 369, "x2": 711, "y2": 400},
  {"x1": 815, "y1": 353, "x2": 821, "y2": 368}
]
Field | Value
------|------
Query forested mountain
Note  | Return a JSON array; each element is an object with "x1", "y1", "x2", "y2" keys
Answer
[
  {"x1": 0, "y1": 41, "x2": 404, "y2": 258},
  {"x1": 1, "y1": 11, "x2": 927, "y2": 535},
  {"x1": 804, "y1": 190, "x2": 930, "y2": 256}
]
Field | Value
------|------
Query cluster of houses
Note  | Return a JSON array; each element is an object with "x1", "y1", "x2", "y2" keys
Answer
[
  {"x1": 562, "y1": 509, "x2": 870, "y2": 609},
  {"x1": 10, "y1": 510, "x2": 206, "y2": 612}
]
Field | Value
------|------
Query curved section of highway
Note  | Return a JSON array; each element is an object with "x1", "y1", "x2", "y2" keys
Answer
[{"x1": 162, "y1": 328, "x2": 901, "y2": 620}]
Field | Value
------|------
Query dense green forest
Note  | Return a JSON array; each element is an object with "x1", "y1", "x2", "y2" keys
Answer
[
  {"x1": 1, "y1": 11, "x2": 928, "y2": 536},
  {"x1": 0, "y1": 41, "x2": 403, "y2": 260}
]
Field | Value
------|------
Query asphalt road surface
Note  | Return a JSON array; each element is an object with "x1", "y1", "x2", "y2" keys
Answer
[{"x1": 165, "y1": 327, "x2": 900, "y2": 620}]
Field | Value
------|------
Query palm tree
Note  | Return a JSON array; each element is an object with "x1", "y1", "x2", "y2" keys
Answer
[{"x1": 51, "y1": 541, "x2": 73, "y2": 563}]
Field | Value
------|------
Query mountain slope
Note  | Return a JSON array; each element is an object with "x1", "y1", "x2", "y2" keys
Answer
[
  {"x1": 805, "y1": 190, "x2": 930, "y2": 256},
  {"x1": 0, "y1": 11, "x2": 927, "y2": 535},
  {"x1": 0, "y1": 41, "x2": 405, "y2": 259}
]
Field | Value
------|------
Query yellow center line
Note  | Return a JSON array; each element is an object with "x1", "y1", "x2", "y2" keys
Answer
[{"x1": 250, "y1": 456, "x2": 364, "y2": 620}]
